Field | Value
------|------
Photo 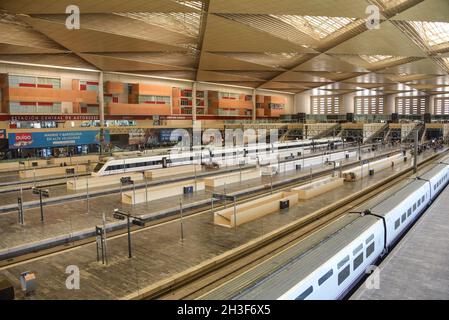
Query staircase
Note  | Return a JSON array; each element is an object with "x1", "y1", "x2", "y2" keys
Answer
[
  {"x1": 403, "y1": 124, "x2": 424, "y2": 143},
  {"x1": 365, "y1": 124, "x2": 389, "y2": 144},
  {"x1": 420, "y1": 126, "x2": 427, "y2": 144},
  {"x1": 312, "y1": 123, "x2": 342, "y2": 139}
]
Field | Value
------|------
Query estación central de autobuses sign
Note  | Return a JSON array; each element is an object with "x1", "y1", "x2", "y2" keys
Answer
[{"x1": 8, "y1": 115, "x2": 100, "y2": 121}]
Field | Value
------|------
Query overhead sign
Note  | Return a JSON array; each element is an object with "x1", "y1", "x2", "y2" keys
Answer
[
  {"x1": 8, "y1": 130, "x2": 110, "y2": 149},
  {"x1": 9, "y1": 115, "x2": 100, "y2": 121}
]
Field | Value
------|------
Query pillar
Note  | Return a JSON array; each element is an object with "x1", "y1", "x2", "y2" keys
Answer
[
  {"x1": 192, "y1": 82, "x2": 197, "y2": 122},
  {"x1": 428, "y1": 95, "x2": 435, "y2": 114},
  {"x1": 252, "y1": 89, "x2": 257, "y2": 122},
  {"x1": 342, "y1": 92, "x2": 356, "y2": 114},
  {"x1": 385, "y1": 94, "x2": 397, "y2": 114},
  {"x1": 294, "y1": 92, "x2": 311, "y2": 114}
]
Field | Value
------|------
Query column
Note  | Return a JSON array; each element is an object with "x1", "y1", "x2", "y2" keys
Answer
[
  {"x1": 342, "y1": 92, "x2": 355, "y2": 114},
  {"x1": 252, "y1": 89, "x2": 257, "y2": 122},
  {"x1": 192, "y1": 82, "x2": 197, "y2": 123},
  {"x1": 428, "y1": 95, "x2": 435, "y2": 115},
  {"x1": 294, "y1": 92, "x2": 311, "y2": 114},
  {"x1": 384, "y1": 93, "x2": 397, "y2": 114}
]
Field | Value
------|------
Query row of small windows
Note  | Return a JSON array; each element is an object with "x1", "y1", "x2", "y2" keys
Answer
[
  {"x1": 435, "y1": 98, "x2": 449, "y2": 115},
  {"x1": 396, "y1": 97, "x2": 427, "y2": 115},
  {"x1": 296, "y1": 233, "x2": 375, "y2": 300},
  {"x1": 355, "y1": 96, "x2": 384, "y2": 115},
  {"x1": 8, "y1": 75, "x2": 61, "y2": 89},
  {"x1": 433, "y1": 173, "x2": 448, "y2": 191},
  {"x1": 394, "y1": 194, "x2": 426, "y2": 230},
  {"x1": 311, "y1": 96, "x2": 341, "y2": 115}
]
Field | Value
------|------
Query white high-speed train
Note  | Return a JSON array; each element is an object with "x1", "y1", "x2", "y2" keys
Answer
[
  {"x1": 92, "y1": 138, "x2": 342, "y2": 176},
  {"x1": 229, "y1": 159, "x2": 449, "y2": 300}
]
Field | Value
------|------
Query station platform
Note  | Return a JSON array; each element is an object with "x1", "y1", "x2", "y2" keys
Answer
[
  {"x1": 0, "y1": 149, "x2": 439, "y2": 300},
  {"x1": 351, "y1": 184, "x2": 449, "y2": 300},
  {"x1": 0, "y1": 146, "x2": 400, "y2": 255}
]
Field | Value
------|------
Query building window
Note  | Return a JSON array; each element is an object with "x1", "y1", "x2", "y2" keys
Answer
[
  {"x1": 355, "y1": 96, "x2": 384, "y2": 115},
  {"x1": 435, "y1": 98, "x2": 449, "y2": 115},
  {"x1": 80, "y1": 80, "x2": 99, "y2": 91},
  {"x1": 311, "y1": 96, "x2": 341, "y2": 115},
  {"x1": 396, "y1": 96, "x2": 427, "y2": 115},
  {"x1": 8, "y1": 75, "x2": 61, "y2": 89}
]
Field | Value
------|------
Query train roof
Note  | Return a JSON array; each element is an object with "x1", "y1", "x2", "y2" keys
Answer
[
  {"x1": 418, "y1": 163, "x2": 448, "y2": 180},
  {"x1": 370, "y1": 179, "x2": 427, "y2": 217},
  {"x1": 200, "y1": 214, "x2": 378, "y2": 300}
]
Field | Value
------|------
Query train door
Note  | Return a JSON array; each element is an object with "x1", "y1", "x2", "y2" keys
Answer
[{"x1": 162, "y1": 157, "x2": 168, "y2": 168}]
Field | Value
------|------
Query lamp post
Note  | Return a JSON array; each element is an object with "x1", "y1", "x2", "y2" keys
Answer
[
  {"x1": 113, "y1": 209, "x2": 145, "y2": 259},
  {"x1": 31, "y1": 187, "x2": 50, "y2": 222}
]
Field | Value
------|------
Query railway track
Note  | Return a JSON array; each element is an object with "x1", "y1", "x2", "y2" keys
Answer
[
  {"x1": 0, "y1": 147, "x2": 402, "y2": 268},
  {"x1": 0, "y1": 144, "x2": 383, "y2": 212},
  {"x1": 131, "y1": 149, "x2": 447, "y2": 300}
]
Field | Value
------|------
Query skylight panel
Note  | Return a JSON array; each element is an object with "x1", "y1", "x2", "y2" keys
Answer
[
  {"x1": 377, "y1": 0, "x2": 410, "y2": 9},
  {"x1": 360, "y1": 55, "x2": 394, "y2": 64},
  {"x1": 409, "y1": 21, "x2": 449, "y2": 47},
  {"x1": 115, "y1": 12, "x2": 201, "y2": 38},
  {"x1": 272, "y1": 15, "x2": 356, "y2": 40}
]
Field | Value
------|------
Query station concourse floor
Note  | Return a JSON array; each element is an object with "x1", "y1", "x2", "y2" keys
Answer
[
  {"x1": 0, "y1": 147, "x2": 397, "y2": 250},
  {"x1": 0, "y1": 150, "x2": 438, "y2": 300},
  {"x1": 351, "y1": 184, "x2": 449, "y2": 300}
]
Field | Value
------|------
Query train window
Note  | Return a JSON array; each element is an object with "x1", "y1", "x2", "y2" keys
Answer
[
  {"x1": 365, "y1": 234, "x2": 375, "y2": 245},
  {"x1": 353, "y1": 253, "x2": 364, "y2": 270},
  {"x1": 401, "y1": 213, "x2": 406, "y2": 223},
  {"x1": 93, "y1": 162, "x2": 105, "y2": 173},
  {"x1": 295, "y1": 286, "x2": 313, "y2": 300},
  {"x1": 394, "y1": 219, "x2": 400, "y2": 230},
  {"x1": 366, "y1": 242, "x2": 375, "y2": 257},
  {"x1": 338, "y1": 265, "x2": 350, "y2": 285},
  {"x1": 318, "y1": 269, "x2": 334, "y2": 286},
  {"x1": 413, "y1": 203, "x2": 417, "y2": 211},
  {"x1": 337, "y1": 255, "x2": 350, "y2": 269},
  {"x1": 422, "y1": 195, "x2": 425, "y2": 203},
  {"x1": 353, "y1": 244, "x2": 363, "y2": 256},
  {"x1": 407, "y1": 208, "x2": 412, "y2": 217}
]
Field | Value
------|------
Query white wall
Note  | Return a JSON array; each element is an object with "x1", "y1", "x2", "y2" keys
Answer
[
  {"x1": 294, "y1": 91, "x2": 311, "y2": 114},
  {"x1": 385, "y1": 94, "x2": 397, "y2": 114},
  {"x1": 342, "y1": 92, "x2": 355, "y2": 114}
]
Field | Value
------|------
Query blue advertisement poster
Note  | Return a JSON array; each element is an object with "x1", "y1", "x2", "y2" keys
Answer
[{"x1": 8, "y1": 130, "x2": 110, "y2": 149}]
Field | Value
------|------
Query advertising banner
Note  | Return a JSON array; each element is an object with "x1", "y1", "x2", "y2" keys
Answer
[
  {"x1": 8, "y1": 130, "x2": 110, "y2": 149},
  {"x1": 0, "y1": 129, "x2": 5, "y2": 139}
]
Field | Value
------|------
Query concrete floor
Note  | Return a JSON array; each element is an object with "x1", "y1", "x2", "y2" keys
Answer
[{"x1": 0, "y1": 147, "x2": 397, "y2": 250}]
